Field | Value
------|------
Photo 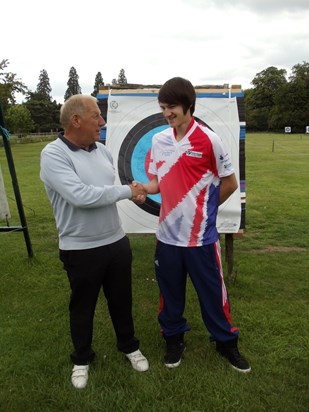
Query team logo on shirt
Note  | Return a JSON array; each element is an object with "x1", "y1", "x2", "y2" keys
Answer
[
  {"x1": 161, "y1": 149, "x2": 174, "y2": 157},
  {"x1": 186, "y1": 150, "x2": 202, "y2": 158},
  {"x1": 219, "y1": 153, "x2": 232, "y2": 169}
]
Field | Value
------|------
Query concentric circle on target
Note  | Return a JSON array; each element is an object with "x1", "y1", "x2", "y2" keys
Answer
[
  {"x1": 118, "y1": 113, "x2": 209, "y2": 216},
  {"x1": 118, "y1": 112, "x2": 166, "y2": 215}
]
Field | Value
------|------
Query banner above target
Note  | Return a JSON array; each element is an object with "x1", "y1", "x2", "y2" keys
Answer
[{"x1": 98, "y1": 87, "x2": 245, "y2": 234}]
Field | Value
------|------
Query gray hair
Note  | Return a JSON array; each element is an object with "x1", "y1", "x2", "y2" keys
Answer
[{"x1": 60, "y1": 95, "x2": 98, "y2": 128}]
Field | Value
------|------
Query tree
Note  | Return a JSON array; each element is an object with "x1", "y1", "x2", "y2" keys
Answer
[
  {"x1": 245, "y1": 90, "x2": 270, "y2": 131},
  {"x1": 5, "y1": 104, "x2": 35, "y2": 136},
  {"x1": 264, "y1": 61, "x2": 309, "y2": 132},
  {"x1": 251, "y1": 66, "x2": 287, "y2": 109},
  {"x1": 117, "y1": 68, "x2": 127, "y2": 85},
  {"x1": 64, "y1": 67, "x2": 82, "y2": 101},
  {"x1": 289, "y1": 61, "x2": 309, "y2": 90},
  {"x1": 23, "y1": 70, "x2": 60, "y2": 132},
  {"x1": 245, "y1": 66, "x2": 287, "y2": 131},
  {"x1": 0, "y1": 59, "x2": 28, "y2": 112},
  {"x1": 25, "y1": 93, "x2": 60, "y2": 133},
  {"x1": 91, "y1": 72, "x2": 104, "y2": 97},
  {"x1": 269, "y1": 68, "x2": 309, "y2": 132},
  {"x1": 289, "y1": 61, "x2": 309, "y2": 128},
  {"x1": 36, "y1": 69, "x2": 52, "y2": 100}
]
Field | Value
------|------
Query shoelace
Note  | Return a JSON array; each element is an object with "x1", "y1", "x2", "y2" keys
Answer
[
  {"x1": 228, "y1": 347, "x2": 242, "y2": 359},
  {"x1": 72, "y1": 366, "x2": 88, "y2": 376},
  {"x1": 129, "y1": 352, "x2": 145, "y2": 362}
]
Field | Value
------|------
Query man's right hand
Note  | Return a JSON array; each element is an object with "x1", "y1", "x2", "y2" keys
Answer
[{"x1": 129, "y1": 181, "x2": 147, "y2": 203}]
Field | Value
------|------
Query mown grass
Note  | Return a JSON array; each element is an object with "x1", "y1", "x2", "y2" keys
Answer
[{"x1": 0, "y1": 133, "x2": 308, "y2": 412}]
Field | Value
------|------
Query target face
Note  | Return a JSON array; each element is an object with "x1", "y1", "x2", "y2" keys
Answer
[{"x1": 106, "y1": 94, "x2": 241, "y2": 233}]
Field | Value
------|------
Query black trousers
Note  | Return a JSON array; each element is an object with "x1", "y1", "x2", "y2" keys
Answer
[{"x1": 59, "y1": 236, "x2": 139, "y2": 365}]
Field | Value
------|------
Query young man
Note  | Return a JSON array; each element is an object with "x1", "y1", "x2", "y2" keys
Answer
[
  {"x1": 40, "y1": 95, "x2": 149, "y2": 389},
  {"x1": 143, "y1": 77, "x2": 251, "y2": 373}
]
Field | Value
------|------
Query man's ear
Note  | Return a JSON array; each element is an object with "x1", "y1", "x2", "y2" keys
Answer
[{"x1": 71, "y1": 114, "x2": 80, "y2": 128}]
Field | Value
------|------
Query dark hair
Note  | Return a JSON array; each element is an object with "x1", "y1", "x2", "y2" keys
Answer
[{"x1": 158, "y1": 77, "x2": 196, "y2": 115}]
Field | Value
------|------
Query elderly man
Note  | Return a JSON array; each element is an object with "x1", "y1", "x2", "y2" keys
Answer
[{"x1": 40, "y1": 95, "x2": 148, "y2": 389}]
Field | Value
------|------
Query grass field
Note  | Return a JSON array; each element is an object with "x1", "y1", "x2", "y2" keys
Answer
[{"x1": 0, "y1": 133, "x2": 308, "y2": 412}]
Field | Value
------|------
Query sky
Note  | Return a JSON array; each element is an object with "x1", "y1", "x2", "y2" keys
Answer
[{"x1": 2, "y1": 0, "x2": 309, "y2": 104}]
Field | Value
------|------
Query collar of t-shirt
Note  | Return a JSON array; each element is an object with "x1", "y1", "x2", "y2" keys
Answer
[
  {"x1": 58, "y1": 131, "x2": 97, "y2": 152},
  {"x1": 173, "y1": 117, "x2": 194, "y2": 140}
]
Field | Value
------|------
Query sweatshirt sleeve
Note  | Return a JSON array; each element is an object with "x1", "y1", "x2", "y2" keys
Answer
[{"x1": 40, "y1": 144, "x2": 132, "y2": 208}]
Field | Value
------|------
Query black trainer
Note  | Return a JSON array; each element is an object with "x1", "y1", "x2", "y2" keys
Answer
[
  {"x1": 216, "y1": 341, "x2": 251, "y2": 373},
  {"x1": 164, "y1": 340, "x2": 186, "y2": 368},
  {"x1": 164, "y1": 342, "x2": 186, "y2": 368}
]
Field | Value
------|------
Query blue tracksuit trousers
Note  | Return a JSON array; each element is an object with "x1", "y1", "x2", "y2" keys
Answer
[{"x1": 155, "y1": 240, "x2": 239, "y2": 343}]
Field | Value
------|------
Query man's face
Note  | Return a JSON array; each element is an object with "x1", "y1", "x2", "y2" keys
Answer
[
  {"x1": 78, "y1": 101, "x2": 105, "y2": 144},
  {"x1": 159, "y1": 102, "x2": 191, "y2": 128}
]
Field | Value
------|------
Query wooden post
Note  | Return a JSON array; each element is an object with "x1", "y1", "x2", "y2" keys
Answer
[{"x1": 225, "y1": 234, "x2": 235, "y2": 281}]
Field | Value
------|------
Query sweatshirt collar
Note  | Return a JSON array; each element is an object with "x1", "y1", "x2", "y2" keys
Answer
[{"x1": 58, "y1": 131, "x2": 97, "y2": 152}]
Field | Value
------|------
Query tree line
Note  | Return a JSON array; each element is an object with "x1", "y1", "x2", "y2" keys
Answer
[
  {"x1": 0, "y1": 59, "x2": 309, "y2": 134},
  {"x1": 245, "y1": 62, "x2": 309, "y2": 133},
  {"x1": 0, "y1": 61, "x2": 127, "y2": 135}
]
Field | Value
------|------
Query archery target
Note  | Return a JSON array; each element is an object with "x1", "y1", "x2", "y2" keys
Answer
[{"x1": 106, "y1": 94, "x2": 241, "y2": 234}]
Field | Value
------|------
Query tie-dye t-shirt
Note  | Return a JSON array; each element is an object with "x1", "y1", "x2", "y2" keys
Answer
[{"x1": 148, "y1": 119, "x2": 234, "y2": 247}]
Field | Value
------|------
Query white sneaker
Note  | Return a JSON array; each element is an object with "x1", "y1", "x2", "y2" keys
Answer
[
  {"x1": 126, "y1": 349, "x2": 149, "y2": 372},
  {"x1": 71, "y1": 364, "x2": 89, "y2": 389}
]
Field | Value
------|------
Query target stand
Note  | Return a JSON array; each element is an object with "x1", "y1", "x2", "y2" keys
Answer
[{"x1": 0, "y1": 103, "x2": 33, "y2": 258}]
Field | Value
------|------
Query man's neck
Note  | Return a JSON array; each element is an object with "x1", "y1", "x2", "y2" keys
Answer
[{"x1": 174, "y1": 117, "x2": 193, "y2": 141}]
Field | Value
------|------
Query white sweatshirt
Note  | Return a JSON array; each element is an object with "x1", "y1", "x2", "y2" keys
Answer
[{"x1": 40, "y1": 135, "x2": 131, "y2": 250}]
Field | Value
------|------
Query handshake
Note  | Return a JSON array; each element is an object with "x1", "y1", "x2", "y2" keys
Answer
[{"x1": 129, "y1": 181, "x2": 147, "y2": 204}]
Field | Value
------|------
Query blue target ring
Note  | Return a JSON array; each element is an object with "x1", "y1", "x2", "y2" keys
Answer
[
  {"x1": 118, "y1": 113, "x2": 167, "y2": 216},
  {"x1": 131, "y1": 125, "x2": 168, "y2": 204}
]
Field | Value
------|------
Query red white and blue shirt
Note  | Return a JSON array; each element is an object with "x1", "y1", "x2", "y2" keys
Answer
[{"x1": 148, "y1": 119, "x2": 234, "y2": 247}]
